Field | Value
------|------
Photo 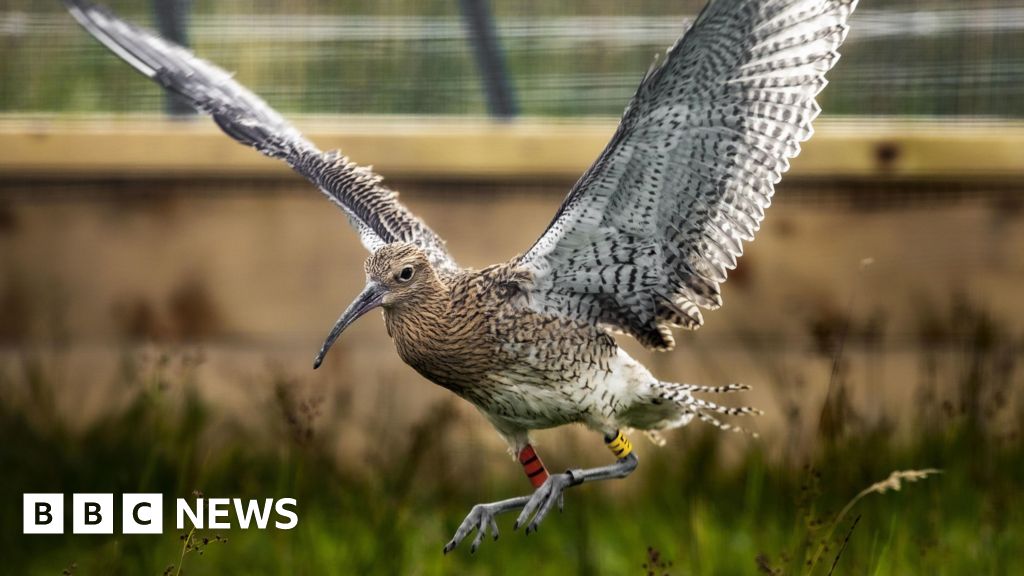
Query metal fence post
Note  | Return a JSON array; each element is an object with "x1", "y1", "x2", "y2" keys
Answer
[
  {"x1": 459, "y1": 0, "x2": 518, "y2": 119},
  {"x1": 153, "y1": 0, "x2": 194, "y2": 117}
]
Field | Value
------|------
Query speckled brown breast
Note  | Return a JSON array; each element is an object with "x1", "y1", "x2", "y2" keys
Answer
[{"x1": 384, "y1": 262, "x2": 618, "y2": 422}]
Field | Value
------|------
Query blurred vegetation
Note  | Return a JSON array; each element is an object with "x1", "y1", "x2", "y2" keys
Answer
[
  {"x1": 2, "y1": 0, "x2": 1023, "y2": 116},
  {"x1": 0, "y1": 295, "x2": 1021, "y2": 575}
]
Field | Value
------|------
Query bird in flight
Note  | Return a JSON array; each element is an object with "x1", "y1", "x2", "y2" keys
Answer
[{"x1": 65, "y1": 0, "x2": 857, "y2": 553}]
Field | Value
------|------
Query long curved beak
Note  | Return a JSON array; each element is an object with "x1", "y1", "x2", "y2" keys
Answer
[{"x1": 313, "y1": 280, "x2": 386, "y2": 369}]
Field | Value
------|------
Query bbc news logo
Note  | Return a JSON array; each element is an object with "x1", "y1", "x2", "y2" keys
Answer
[{"x1": 23, "y1": 494, "x2": 297, "y2": 534}]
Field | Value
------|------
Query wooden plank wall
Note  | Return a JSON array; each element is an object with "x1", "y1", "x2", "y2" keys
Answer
[{"x1": 2, "y1": 116, "x2": 1022, "y2": 181}]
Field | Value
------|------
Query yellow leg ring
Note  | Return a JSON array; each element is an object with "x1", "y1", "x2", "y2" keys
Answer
[{"x1": 605, "y1": 430, "x2": 633, "y2": 459}]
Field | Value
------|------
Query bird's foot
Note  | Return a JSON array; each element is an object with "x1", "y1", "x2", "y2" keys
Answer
[
  {"x1": 443, "y1": 439, "x2": 637, "y2": 554},
  {"x1": 442, "y1": 472, "x2": 580, "y2": 554},
  {"x1": 443, "y1": 496, "x2": 526, "y2": 554},
  {"x1": 514, "y1": 470, "x2": 580, "y2": 535}
]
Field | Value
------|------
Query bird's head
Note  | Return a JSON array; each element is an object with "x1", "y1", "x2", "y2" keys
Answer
[
  {"x1": 364, "y1": 242, "x2": 439, "y2": 308},
  {"x1": 313, "y1": 243, "x2": 441, "y2": 368}
]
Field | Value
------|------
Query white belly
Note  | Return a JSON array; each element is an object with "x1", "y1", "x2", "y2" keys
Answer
[{"x1": 471, "y1": 348, "x2": 678, "y2": 434}]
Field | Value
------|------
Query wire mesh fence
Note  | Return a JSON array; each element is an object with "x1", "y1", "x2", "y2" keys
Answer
[{"x1": 2, "y1": 0, "x2": 1023, "y2": 117}]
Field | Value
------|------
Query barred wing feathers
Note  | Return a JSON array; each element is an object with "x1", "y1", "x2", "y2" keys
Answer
[
  {"x1": 517, "y1": 0, "x2": 857, "y2": 349},
  {"x1": 65, "y1": 0, "x2": 457, "y2": 274}
]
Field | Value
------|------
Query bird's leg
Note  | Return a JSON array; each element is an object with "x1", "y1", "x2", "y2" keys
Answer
[
  {"x1": 514, "y1": 430, "x2": 638, "y2": 534},
  {"x1": 443, "y1": 432, "x2": 639, "y2": 552},
  {"x1": 442, "y1": 443, "x2": 551, "y2": 554}
]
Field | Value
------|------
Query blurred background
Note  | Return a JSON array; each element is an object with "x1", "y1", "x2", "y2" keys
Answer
[{"x1": 1, "y1": 0, "x2": 1022, "y2": 574}]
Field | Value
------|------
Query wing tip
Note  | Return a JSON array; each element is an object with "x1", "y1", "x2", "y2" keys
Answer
[{"x1": 65, "y1": 0, "x2": 162, "y2": 79}]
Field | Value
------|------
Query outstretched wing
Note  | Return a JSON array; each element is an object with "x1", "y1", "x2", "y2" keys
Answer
[
  {"x1": 516, "y1": 0, "x2": 857, "y2": 349},
  {"x1": 65, "y1": 0, "x2": 458, "y2": 274}
]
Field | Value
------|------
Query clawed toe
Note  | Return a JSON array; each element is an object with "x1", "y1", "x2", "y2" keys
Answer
[
  {"x1": 514, "y1": 472, "x2": 576, "y2": 534},
  {"x1": 444, "y1": 502, "x2": 505, "y2": 554}
]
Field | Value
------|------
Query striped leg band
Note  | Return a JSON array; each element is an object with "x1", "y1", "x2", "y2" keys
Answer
[
  {"x1": 518, "y1": 444, "x2": 549, "y2": 488},
  {"x1": 605, "y1": 430, "x2": 633, "y2": 459}
]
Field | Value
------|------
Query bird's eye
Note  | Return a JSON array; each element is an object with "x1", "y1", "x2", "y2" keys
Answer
[{"x1": 397, "y1": 266, "x2": 414, "y2": 282}]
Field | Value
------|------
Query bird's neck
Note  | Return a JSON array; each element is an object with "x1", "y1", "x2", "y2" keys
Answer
[{"x1": 382, "y1": 282, "x2": 451, "y2": 366}]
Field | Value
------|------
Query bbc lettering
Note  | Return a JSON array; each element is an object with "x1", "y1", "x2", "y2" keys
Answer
[
  {"x1": 24, "y1": 494, "x2": 163, "y2": 534},
  {"x1": 23, "y1": 494, "x2": 63, "y2": 534},
  {"x1": 23, "y1": 494, "x2": 297, "y2": 534},
  {"x1": 124, "y1": 493, "x2": 164, "y2": 534}
]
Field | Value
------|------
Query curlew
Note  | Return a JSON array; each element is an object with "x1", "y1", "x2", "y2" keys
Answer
[{"x1": 65, "y1": 0, "x2": 858, "y2": 553}]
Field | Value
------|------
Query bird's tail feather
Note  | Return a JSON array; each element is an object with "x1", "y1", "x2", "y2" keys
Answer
[{"x1": 653, "y1": 381, "x2": 763, "y2": 438}]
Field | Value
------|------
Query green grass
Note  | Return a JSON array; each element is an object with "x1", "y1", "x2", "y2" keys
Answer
[{"x1": 1, "y1": 345, "x2": 1021, "y2": 576}]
